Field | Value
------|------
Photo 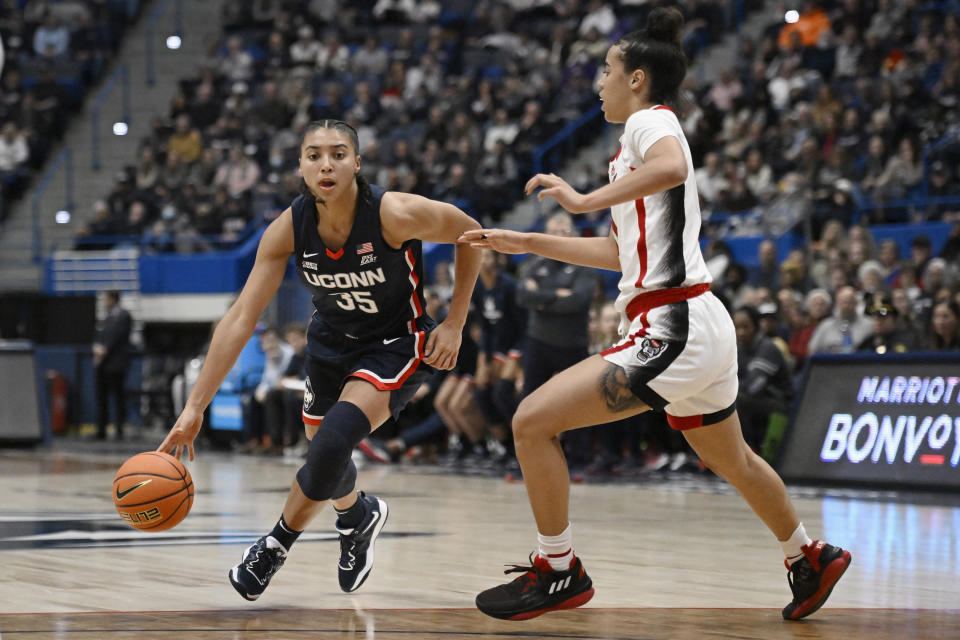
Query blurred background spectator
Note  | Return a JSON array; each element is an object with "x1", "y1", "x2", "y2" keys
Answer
[
  {"x1": 0, "y1": 0, "x2": 140, "y2": 218},
  {"x1": 734, "y1": 305, "x2": 794, "y2": 454},
  {"x1": 857, "y1": 293, "x2": 918, "y2": 354},
  {"x1": 807, "y1": 285, "x2": 873, "y2": 354},
  {"x1": 928, "y1": 299, "x2": 960, "y2": 351},
  {"x1": 7, "y1": 0, "x2": 960, "y2": 482}
]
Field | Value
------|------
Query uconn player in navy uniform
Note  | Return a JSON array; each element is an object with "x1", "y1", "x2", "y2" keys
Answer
[
  {"x1": 159, "y1": 120, "x2": 481, "y2": 599},
  {"x1": 462, "y1": 9, "x2": 850, "y2": 623}
]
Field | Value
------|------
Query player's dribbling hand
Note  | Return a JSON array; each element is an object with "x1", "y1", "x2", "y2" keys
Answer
[
  {"x1": 157, "y1": 406, "x2": 203, "y2": 462},
  {"x1": 458, "y1": 228, "x2": 527, "y2": 254},
  {"x1": 423, "y1": 320, "x2": 461, "y2": 371},
  {"x1": 524, "y1": 173, "x2": 589, "y2": 213}
]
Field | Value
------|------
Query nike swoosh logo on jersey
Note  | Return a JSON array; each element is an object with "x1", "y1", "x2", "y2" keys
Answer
[
  {"x1": 383, "y1": 337, "x2": 401, "y2": 345},
  {"x1": 116, "y1": 479, "x2": 152, "y2": 500},
  {"x1": 303, "y1": 252, "x2": 319, "y2": 258}
]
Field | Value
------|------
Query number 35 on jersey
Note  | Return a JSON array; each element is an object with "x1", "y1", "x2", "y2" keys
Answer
[{"x1": 303, "y1": 267, "x2": 385, "y2": 314}]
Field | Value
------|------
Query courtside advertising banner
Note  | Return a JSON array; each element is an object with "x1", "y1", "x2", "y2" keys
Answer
[{"x1": 778, "y1": 354, "x2": 960, "y2": 490}]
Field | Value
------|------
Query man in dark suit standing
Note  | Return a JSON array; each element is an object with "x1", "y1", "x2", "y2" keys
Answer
[{"x1": 93, "y1": 290, "x2": 132, "y2": 440}]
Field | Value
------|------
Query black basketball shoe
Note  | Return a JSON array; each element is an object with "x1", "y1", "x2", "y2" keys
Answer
[
  {"x1": 782, "y1": 540, "x2": 852, "y2": 620},
  {"x1": 336, "y1": 492, "x2": 389, "y2": 592},
  {"x1": 476, "y1": 553, "x2": 595, "y2": 620},
  {"x1": 228, "y1": 535, "x2": 287, "y2": 601}
]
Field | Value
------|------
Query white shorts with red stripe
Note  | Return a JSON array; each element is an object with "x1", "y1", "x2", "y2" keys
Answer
[{"x1": 601, "y1": 290, "x2": 738, "y2": 429}]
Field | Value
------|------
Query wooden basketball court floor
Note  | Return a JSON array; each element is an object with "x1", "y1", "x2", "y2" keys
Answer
[{"x1": 1, "y1": 446, "x2": 958, "y2": 639}]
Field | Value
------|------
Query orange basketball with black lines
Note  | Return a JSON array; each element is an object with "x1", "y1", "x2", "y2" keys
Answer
[{"x1": 112, "y1": 451, "x2": 194, "y2": 531}]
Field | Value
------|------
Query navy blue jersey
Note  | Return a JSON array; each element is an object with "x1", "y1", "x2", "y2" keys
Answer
[
  {"x1": 290, "y1": 186, "x2": 432, "y2": 347},
  {"x1": 472, "y1": 272, "x2": 525, "y2": 355}
]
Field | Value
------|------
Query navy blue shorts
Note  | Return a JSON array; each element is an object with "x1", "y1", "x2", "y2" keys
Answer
[{"x1": 302, "y1": 321, "x2": 435, "y2": 424}]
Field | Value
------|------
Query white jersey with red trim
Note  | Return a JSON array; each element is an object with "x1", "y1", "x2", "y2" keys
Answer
[{"x1": 607, "y1": 105, "x2": 711, "y2": 334}]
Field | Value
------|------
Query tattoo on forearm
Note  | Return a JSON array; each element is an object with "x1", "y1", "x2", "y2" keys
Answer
[{"x1": 599, "y1": 364, "x2": 645, "y2": 412}]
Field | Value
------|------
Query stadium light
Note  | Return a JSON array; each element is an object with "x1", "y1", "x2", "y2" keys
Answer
[
  {"x1": 166, "y1": 35, "x2": 182, "y2": 50},
  {"x1": 113, "y1": 122, "x2": 129, "y2": 136},
  {"x1": 55, "y1": 210, "x2": 71, "y2": 224},
  {"x1": 784, "y1": 10, "x2": 799, "y2": 23}
]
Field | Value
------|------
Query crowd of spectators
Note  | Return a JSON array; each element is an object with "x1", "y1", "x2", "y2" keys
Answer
[
  {"x1": 700, "y1": 220, "x2": 960, "y2": 457},
  {"x1": 46, "y1": 0, "x2": 960, "y2": 477},
  {"x1": 688, "y1": 0, "x2": 960, "y2": 233},
  {"x1": 228, "y1": 214, "x2": 702, "y2": 479},
  {"x1": 71, "y1": 0, "x2": 753, "y2": 252},
  {"x1": 0, "y1": 0, "x2": 140, "y2": 223},
  {"x1": 345, "y1": 219, "x2": 960, "y2": 479},
  {"x1": 172, "y1": 199, "x2": 960, "y2": 480}
]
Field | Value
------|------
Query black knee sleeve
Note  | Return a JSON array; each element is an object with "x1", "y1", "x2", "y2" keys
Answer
[
  {"x1": 331, "y1": 458, "x2": 357, "y2": 501},
  {"x1": 296, "y1": 401, "x2": 370, "y2": 501}
]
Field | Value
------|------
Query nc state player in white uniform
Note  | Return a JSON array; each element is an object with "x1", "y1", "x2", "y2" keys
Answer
[{"x1": 463, "y1": 8, "x2": 850, "y2": 623}]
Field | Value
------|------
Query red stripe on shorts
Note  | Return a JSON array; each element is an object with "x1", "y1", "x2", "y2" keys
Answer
[
  {"x1": 626, "y1": 283, "x2": 710, "y2": 322},
  {"x1": 666, "y1": 414, "x2": 704, "y2": 431},
  {"x1": 600, "y1": 324, "x2": 647, "y2": 357}
]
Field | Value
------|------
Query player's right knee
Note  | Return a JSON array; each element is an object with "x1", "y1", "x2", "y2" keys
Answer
[
  {"x1": 296, "y1": 427, "x2": 352, "y2": 501},
  {"x1": 296, "y1": 401, "x2": 370, "y2": 501}
]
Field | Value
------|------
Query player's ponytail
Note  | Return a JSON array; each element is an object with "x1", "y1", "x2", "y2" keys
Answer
[
  {"x1": 616, "y1": 7, "x2": 688, "y2": 114},
  {"x1": 355, "y1": 172, "x2": 373, "y2": 206}
]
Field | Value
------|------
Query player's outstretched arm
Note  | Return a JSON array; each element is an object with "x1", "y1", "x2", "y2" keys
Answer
[
  {"x1": 527, "y1": 136, "x2": 687, "y2": 214},
  {"x1": 459, "y1": 228, "x2": 620, "y2": 272},
  {"x1": 157, "y1": 210, "x2": 295, "y2": 460},
  {"x1": 381, "y1": 192, "x2": 482, "y2": 371}
]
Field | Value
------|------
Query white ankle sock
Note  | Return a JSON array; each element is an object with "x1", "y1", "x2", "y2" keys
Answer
[
  {"x1": 538, "y1": 525, "x2": 573, "y2": 571},
  {"x1": 780, "y1": 523, "x2": 813, "y2": 565}
]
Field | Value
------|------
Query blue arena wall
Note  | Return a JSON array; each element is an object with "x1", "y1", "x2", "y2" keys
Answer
[
  {"x1": 48, "y1": 221, "x2": 953, "y2": 296},
  {"x1": 138, "y1": 227, "x2": 265, "y2": 294}
]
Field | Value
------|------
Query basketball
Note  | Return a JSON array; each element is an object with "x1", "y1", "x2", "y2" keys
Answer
[{"x1": 112, "y1": 452, "x2": 194, "y2": 532}]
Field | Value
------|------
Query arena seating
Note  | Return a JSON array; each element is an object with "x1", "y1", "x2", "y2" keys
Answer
[{"x1": 0, "y1": 0, "x2": 142, "y2": 223}]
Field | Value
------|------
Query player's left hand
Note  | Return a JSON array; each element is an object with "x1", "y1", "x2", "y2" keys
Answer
[
  {"x1": 423, "y1": 320, "x2": 461, "y2": 370},
  {"x1": 525, "y1": 173, "x2": 589, "y2": 213}
]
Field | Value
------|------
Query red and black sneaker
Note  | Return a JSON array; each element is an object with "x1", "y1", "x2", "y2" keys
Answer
[
  {"x1": 782, "y1": 540, "x2": 852, "y2": 620},
  {"x1": 475, "y1": 553, "x2": 595, "y2": 621}
]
